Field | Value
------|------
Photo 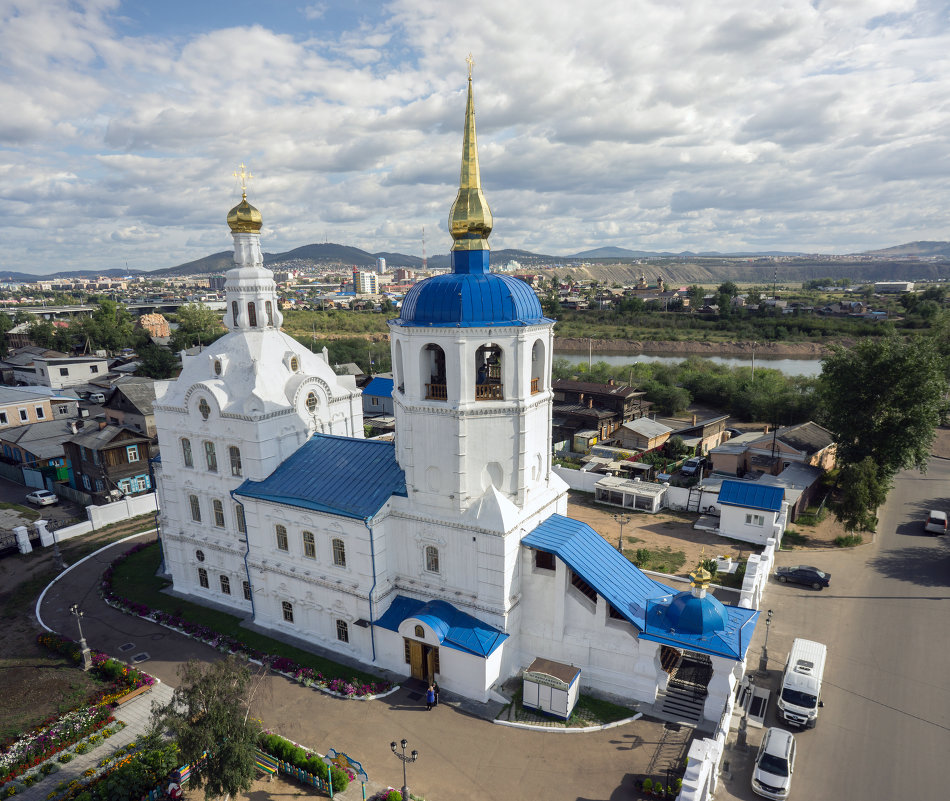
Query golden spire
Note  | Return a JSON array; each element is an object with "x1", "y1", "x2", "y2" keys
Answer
[
  {"x1": 690, "y1": 550, "x2": 713, "y2": 593},
  {"x1": 227, "y1": 163, "x2": 262, "y2": 232},
  {"x1": 448, "y1": 54, "x2": 493, "y2": 252}
]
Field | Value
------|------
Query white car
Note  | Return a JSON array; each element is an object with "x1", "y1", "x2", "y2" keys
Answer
[
  {"x1": 752, "y1": 727, "x2": 796, "y2": 800},
  {"x1": 26, "y1": 489, "x2": 58, "y2": 506},
  {"x1": 924, "y1": 510, "x2": 947, "y2": 535}
]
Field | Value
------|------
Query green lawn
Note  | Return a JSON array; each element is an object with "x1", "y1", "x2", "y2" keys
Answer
[{"x1": 111, "y1": 542, "x2": 385, "y2": 684}]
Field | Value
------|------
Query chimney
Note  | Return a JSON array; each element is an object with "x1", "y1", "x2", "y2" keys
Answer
[
  {"x1": 69, "y1": 422, "x2": 78, "y2": 434},
  {"x1": 607, "y1": 378, "x2": 615, "y2": 386},
  {"x1": 99, "y1": 420, "x2": 107, "y2": 430},
  {"x1": 587, "y1": 398, "x2": 593, "y2": 408},
  {"x1": 692, "y1": 414, "x2": 697, "y2": 425}
]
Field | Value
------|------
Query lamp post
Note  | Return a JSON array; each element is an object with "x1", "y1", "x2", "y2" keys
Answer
[
  {"x1": 613, "y1": 514, "x2": 629, "y2": 553},
  {"x1": 70, "y1": 604, "x2": 93, "y2": 671},
  {"x1": 762, "y1": 609, "x2": 774, "y2": 667},
  {"x1": 50, "y1": 520, "x2": 66, "y2": 571},
  {"x1": 751, "y1": 341, "x2": 758, "y2": 382},
  {"x1": 390, "y1": 739, "x2": 418, "y2": 801}
]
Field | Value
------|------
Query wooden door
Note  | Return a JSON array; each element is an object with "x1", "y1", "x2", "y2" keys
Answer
[
  {"x1": 425, "y1": 647, "x2": 435, "y2": 682},
  {"x1": 409, "y1": 640, "x2": 425, "y2": 680}
]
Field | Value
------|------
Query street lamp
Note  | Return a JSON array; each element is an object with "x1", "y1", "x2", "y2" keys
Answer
[
  {"x1": 390, "y1": 738, "x2": 418, "y2": 801},
  {"x1": 763, "y1": 609, "x2": 774, "y2": 660},
  {"x1": 70, "y1": 604, "x2": 93, "y2": 671},
  {"x1": 613, "y1": 514, "x2": 629, "y2": 553},
  {"x1": 50, "y1": 521, "x2": 66, "y2": 571}
]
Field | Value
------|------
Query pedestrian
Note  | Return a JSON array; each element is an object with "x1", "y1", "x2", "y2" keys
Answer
[
  {"x1": 426, "y1": 684, "x2": 435, "y2": 711},
  {"x1": 433, "y1": 680, "x2": 440, "y2": 706}
]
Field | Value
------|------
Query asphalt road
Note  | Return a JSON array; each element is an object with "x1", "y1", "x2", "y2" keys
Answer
[
  {"x1": 0, "y1": 474, "x2": 85, "y2": 526},
  {"x1": 718, "y1": 456, "x2": 950, "y2": 800}
]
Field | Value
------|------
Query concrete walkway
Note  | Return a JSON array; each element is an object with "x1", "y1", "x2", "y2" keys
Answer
[{"x1": 38, "y1": 533, "x2": 691, "y2": 801}]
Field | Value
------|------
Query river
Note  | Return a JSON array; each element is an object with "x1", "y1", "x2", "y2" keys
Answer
[{"x1": 553, "y1": 350, "x2": 822, "y2": 377}]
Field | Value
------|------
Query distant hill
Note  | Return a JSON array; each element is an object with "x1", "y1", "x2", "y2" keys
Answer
[{"x1": 862, "y1": 241, "x2": 950, "y2": 258}]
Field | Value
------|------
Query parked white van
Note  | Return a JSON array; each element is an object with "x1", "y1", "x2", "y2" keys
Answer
[{"x1": 777, "y1": 638, "x2": 826, "y2": 728}]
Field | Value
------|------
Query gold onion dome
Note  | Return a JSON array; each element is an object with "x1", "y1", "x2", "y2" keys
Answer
[
  {"x1": 227, "y1": 191, "x2": 263, "y2": 233},
  {"x1": 449, "y1": 56, "x2": 493, "y2": 251},
  {"x1": 689, "y1": 563, "x2": 713, "y2": 590}
]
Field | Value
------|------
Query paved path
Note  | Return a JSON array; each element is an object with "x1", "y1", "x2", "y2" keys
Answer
[{"x1": 38, "y1": 533, "x2": 690, "y2": 801}]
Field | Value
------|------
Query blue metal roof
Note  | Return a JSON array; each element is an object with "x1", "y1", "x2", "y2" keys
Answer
[
  {"x1": 522, "y1": 514, "x2": 671, "y2": 630},
  {"x1": 234, "y1": 434, "x2": 406, "y2": 520},
  {"x1": 375, "y1": 595, "x2": 509, "y2": 658},
  {"x1": 363, "y1": 377, "x2": 394, "y2": 398},
  {"x1": 642, "y1": 594, "x2": 759, "y2": 661},
  {"x1": 394, "y1": 249, "x2": 549, "y2": 328},
  {"x1": 718, "y1": 480, "x2": 784, "y2": 512}
]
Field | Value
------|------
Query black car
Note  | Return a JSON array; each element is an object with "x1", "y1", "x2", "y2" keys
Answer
[{"x1": 775, "y1": 565, "x2": 831, "y2": 589}]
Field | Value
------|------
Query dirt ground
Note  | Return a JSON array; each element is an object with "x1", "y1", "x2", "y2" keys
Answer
[{"x1": 179, "y1": 773, "x2": 374, "y2": 801}]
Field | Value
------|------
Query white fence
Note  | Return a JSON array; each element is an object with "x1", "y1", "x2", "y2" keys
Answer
[
  {"x1": 54, "y1": 492, "x2": 158, "y2": 543},
  {"x1": 552, "y1": 464, "x2": 602, "y2": 493}
]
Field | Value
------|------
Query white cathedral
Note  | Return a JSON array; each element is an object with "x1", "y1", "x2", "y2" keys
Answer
[{"x1": 153, "y1": 71, "x2": 757, "y2": 727}]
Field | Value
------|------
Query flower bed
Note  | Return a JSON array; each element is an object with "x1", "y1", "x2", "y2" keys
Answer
[
  {"x1": 257, "y1": 731, "x2": 351, "y2": 792},
  {"x1": 102, "y1": 544, "x2": 393, "y2": 699}
]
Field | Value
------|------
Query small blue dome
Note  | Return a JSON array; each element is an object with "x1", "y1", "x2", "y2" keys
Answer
[
  {"x1": 396, "y1": 271, "x2": 547, "y2": 327},
  {"x1": 663, "y1": 590, "x2": 728, "y2": 635}
]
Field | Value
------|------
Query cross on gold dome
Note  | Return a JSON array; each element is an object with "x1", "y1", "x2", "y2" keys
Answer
[
  {"x1": 233, "y1": 163, "x2": 253, "y2": 198},
  {"x1": 466, "y1": 53, "x2": 474, "y2": 79}
]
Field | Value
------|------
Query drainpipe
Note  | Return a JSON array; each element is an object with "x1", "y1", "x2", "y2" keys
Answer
[
  {"x1": 230, "y1": 490, "x2": 256, "y2": 619},
  {"x1": 364, "y1": 517, "x2": 378, "y2": 662},
  {"x1": 147, "y1": 455, "x2": 165, "y2": 573}
]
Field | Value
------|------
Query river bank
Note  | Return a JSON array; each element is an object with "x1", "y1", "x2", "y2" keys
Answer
[{"x1": 553, "y1": 337, "x2": 843, "y2": 357}]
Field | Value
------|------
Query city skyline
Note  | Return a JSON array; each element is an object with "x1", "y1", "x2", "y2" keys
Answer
[{"x1": 2, "y1": 0, "x2": 950, "y2": 274}]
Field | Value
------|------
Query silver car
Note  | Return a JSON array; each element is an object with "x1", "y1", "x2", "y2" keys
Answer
[{"x1": 752, "y1": 727, "x2": 796, "y2": 800}]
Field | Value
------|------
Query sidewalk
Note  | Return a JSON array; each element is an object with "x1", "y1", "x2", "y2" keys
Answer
[
  {"x1": 16, "y1": 683, "x2": 174, "y2": 801},
  {"x1": 38, "y1": 533, "x2": 689, "y2": 801}
]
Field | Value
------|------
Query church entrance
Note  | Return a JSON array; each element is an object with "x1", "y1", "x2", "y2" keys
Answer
[{"x1": 405, "y1": 637, "x2": 440, "y2": 684}]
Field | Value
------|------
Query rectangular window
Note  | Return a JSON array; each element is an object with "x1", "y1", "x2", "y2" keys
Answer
[
  {"x1": 90, "y1": 365, "x2": 99, "y2": 374},
  {"x1": 425, "y1": 545, "x2": 439, "y2": 573},
  {"x1": 189, "y1": 495, "x2": 201, "y2": 522},
  {"x1": 204, "y1": 441, "x2": 217, "y2": 472},
  {"x1": 235, "y1": 504, "x2": 246, "y2": 534},
  {"x1": 243, "y1": 580, "x2": 251, "y2": 601},
  {"x1": 302, "y1": 531, "x2": 316, "y2": 559},
  {"x1": 95, "y1": 479, "x2": 104, "y2": 492},
  {"x1": 82, "y1": 474, "x2": 91, "y2": 490},
  {"x1": 0, "y1": 412, "x2": 6, "y2": 425},
  {"x1": 213, "y1": 499, "x2": 225, "y2": 528},
  {"x1": 59, "y1": 368, "x2": 68, "y2": 376},
  {"x1": 220, "y1": 575, "x2": 231, "y2": 595},
  {"x1": 275, "y1": 525, "x2": 288, "y2": 551},
  {"x1": 229, "y1": 446, "x2": 242, "y2": 477},
  {"x1": 182, "y1": 438, "x2": 193, "y2": 468},
  {"x1": 571, "y1": 570, "x2": 598, "y2": 603},
  {"x1": 745, "y1": 513, "x2": 765, "y2": 526},
  {"x1": 126, "y1": 445, "x2": 139, "y2": 462},
  {"x1": 336, "y1": 620, "x2": 349, "y2": 643},
  {"x1": 535, "y1": 550, "x2": 556, "y2": 571},
  {"x1": 282, "y1": 601, "x2": 294, "y2": 623},
  {"x1": 34, "y1": 406, "x2": 45, "y2": 420},
  {"x1": 198, "y1": 568, "x2": 209, "y2": 588},
  {"x1": 332, "y1": 538, "x2": 346, "y2": 567},
  {"x1": 18, "y1": 408, "x2": 28, "y2": 422},
  {"x1": 57, "y1": 405, "x2": 68, "y2": 414}
]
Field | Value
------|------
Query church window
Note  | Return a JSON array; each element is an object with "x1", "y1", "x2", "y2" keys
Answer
[
  {"x1": 414, "y1": 625, "x2": 425, "y2": 639},
  {"x1": 198, "y1": 568, "x2": 208, "y2": 588},
  {"x1": 220, "y1": 575, "x2": 231, "y2": 595},
  {"x1": 231, "y1": 301, "x2": 239, "y2": 324},
  {"x1": 474, "y1": 344, "x2": 503, "y2": 400},
  {"x1": 305, "y1": 392, "x2": 318, "y2": 413},
  {"x1": 266, "y1": 301, "x2": 274, "y2": 327},
  {"x1": 336, "y1": 620, "x2": 349, "y2": 643},
  {"x1": 243, "y1": 580, "x2": 251, "y2": 600},
  {"x1": 570, "y1": 570, "x2": 598, "y2": 603},
  {"x1": 332, "y1": 538, "x2": 346, "y2": 567},
  {"x1": 247, "y1": 302, "x2": 257, "y2": 327},
  {"x1": 282, "y1": 601, "x2": 294, "y2": 623},
  {"x1": 214, "y1": 360, "x2": 222, "y2": 376},
  {"x1": 290, "y1": 356, "x2": 299, "y2": 372},
  {"x1": 189, "y1": 495, "x2": 201, "y2": 522},
  {"x1": 530, "y1": 339, "x2": 544, "y2": 394},
  {"x1": 423, "y1": 344, "x2": 447, "y2": 400},
  {"x1": 204, "y1": 441, "x2": 217, "y2": 472},
  {"x1": 229, "y1": 446, "x2": 242, "y2": 477},
  {"x1": 235, "y1": 504, "x2": 246, "y2": 534},
  {"x1": 424, "y1": 546, "x2": 440, "y2": 573},
  {"x1": 212, "y1": 499, "x2": 225, "y2": 528},
  {"x1": 535, "y1": 550, "x2": 555, "y2": 571},
  {"x1": 181, "y1": 438, "x2": 193, "y2": 467},
  {"x1": 195, "y1": 549, "x2": 205, "y2": 562},
  {"x1": 198, "y1": 398, "x2": 210, "y2": 420},
  {"x1": 302, "y1": 531, "x2": 316, "y2": 559},
  {"x1": 275, "y1": 525, "x2": 288, "y2": 551}
]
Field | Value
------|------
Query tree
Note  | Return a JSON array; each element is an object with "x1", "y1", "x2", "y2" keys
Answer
[
  {"x1": 170, "y1": 303, "x2": 225, "y2": 351},
  {"x1": 834, "y1": 458, "x2": 891, "y2": 532},
  {"x1": 154, "y1": 656, "x2": 262, "y2": 800},
  {"x1": 688, "y1": 285, "x2": 705, "y2": 309},
  {"x1": 717, "y1": 281, "x2": 739, "y2": 298},
  {"x1": 816, "y1": 336, "x2": 949, "y2": 476},
  {"x1": 137, "y1": 343, "x2": 179, "y2": 379}
]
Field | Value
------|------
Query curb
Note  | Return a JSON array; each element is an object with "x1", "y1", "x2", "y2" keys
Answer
[{"x1": 493, "y1": 711, "x2": 642, "y2": 733}]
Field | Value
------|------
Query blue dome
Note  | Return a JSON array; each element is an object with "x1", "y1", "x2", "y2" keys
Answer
[
  {"x1": 396, "y1": 271, "x2": 547, "y2": 327},
  {"x1": 663, "y1": 590, "x2": 728, "y2": 635}
]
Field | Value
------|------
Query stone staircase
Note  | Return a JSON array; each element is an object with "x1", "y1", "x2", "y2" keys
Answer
[{"x1": 656, "y1": 683, "x2": 706, "y2": 725}]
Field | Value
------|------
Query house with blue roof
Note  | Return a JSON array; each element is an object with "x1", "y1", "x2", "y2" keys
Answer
[
  {"x1": 151, "y1": 67, "x2": 758, "y2": 728},
  {"x1": 361, "y1": 376, "x2": 394, "y2": 416},
  {"x1": 717, "y1": 480, "x2": 789, "y2": 545}
]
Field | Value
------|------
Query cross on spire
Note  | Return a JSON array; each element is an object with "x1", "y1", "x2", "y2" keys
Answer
[
  {"x1": 466, "y1": 53, "x2": 474, "y2": 79},
  {"x1": 233, "y1": 163, "x2": 253, "y2": 198}
]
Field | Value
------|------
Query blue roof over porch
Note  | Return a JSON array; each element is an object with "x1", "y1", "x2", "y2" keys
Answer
[{"x1": 375, "y1": 596, "x2": 508, "y2": 658}]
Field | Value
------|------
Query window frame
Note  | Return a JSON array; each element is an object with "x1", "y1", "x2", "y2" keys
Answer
[
  {"x1": 275, "y1": 524, "x2": 289, "y2": 552},
  {"x1": 212, "y1": 499, "x2": 226, "y2": 528},
  {"x1": 204, "y1": 440, "x2": 217, "y2": 472},
  {"x1": 181, "y1": 438, "x2": 193, "y2": 468},
  {"x1": 302, "y1": 530, "x2": 316, "y2": 559},
  {"x1": 336, "y1": 620, "x2": 349, "y2": 643},
  {"x1": 220, "y1": 575, "x2": 231, "y2": 595},
  {"x1": 189, "y1": 494, "x2": 201, "y2": 522},
  {"x1": 424, "y1": 545, "x2": 440, "y2": 573},
  {"x1": 281, "y1": 601, "x2": 294, "y2": 623},
  {"x1": 126, "y1": 445, "x2": 139, "y2": 462},
  {"x1": 332, "y1": 538, "x2": 346, "y2": 567},
  {"x1": 198, "y1": 567, "x2": 209, "y2": 588},
  {"x1": 229, "y1": 446, "x2": 242, "y2": 477}
]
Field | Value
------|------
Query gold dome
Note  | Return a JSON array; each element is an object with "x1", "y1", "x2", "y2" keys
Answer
[
  {"x1": 227, "y1": 192, "x2": 263, "y2": 233},
  {"x1": 449, "y1": 58, "x2": 492, "y2": 252}
]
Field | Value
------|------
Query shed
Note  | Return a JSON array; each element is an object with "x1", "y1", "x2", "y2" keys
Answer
[
  {"x1": 522, "y1": 657, "x2": 581, "y2": 720},
  {"x1": 594, "y1": 475, "x2": 668, "y2": 513}
]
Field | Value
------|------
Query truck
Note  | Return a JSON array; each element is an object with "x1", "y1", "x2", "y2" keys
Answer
[{"x1": 776, "y1": 638, "x2": 826, "y2": 729}]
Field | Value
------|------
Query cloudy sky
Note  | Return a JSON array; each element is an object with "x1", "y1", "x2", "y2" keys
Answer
[{"x1": 2, "y1": 0, "x2": 949, "y2": 274}]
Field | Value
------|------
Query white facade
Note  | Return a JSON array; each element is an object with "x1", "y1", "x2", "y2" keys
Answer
[{"x1": 22, "y1": 357, "x2": 109, "y2": 389}]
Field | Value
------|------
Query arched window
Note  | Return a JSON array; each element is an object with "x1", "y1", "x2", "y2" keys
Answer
[
  {"x1": 214, "y1": 359, "x2": 222, "y2": 376},
  {"x1": 530, "y1": 338, "x2": 544, "y2": 394},
  {"x1": 290, "y1": 356, "x2": 299, "y2": 372},
  {"x1": 282, "y1": 601, "x2": 294, "y2": 623},
  {"x1": 181, "y1": 438, "x2": 193, "y2": 468},
  {"x1": 414, "y1": 625, "x2": 425, "y2": 638},
  {"x1": 235, "y1": 504, "x2": 246, "y2": 534},
  {"x1": 266, "y1": 301, "x2": 274, "y2": 327},
  {"x1": 332, "y1": 538, "x2": 346, "y2": 567},
  {"x1": 306, "y1": 392, "x2": 318, "y2": 413},
  {"x1": 220, "y1": 575, "x2": 231, "y2": 595},
  {"x1": 474, "y1": 343, "x2": 503, "y2": 400},
  {"x1": 198, "y1": 398, "x2": 211, "y2": 420},
  {"x1": 302, "y1": 530, "x2": 315, "y2": 559},
  {"x1": 189, "y1": 494, "x2": 201, "y2": 522},
  {"x1": 423, "y1": 344, "x2": 447, "y2": 400},
  {"x1": 198, "y1": 567, "x2": 209, "y2": 588},
  {"x1": 275, "y1": 525, "x2": 288, "y2": 551},
  {"x1": 394, "y1": 340, "x2": 404, "y2": 393},
  {"x1": 247, "y1": 302, "x2": 257, "y2": 327},
  {"x1": 425, "y1": 545, "x2": 440, "y2": 573},
  {"x1": 336, "y1": 620, "x2": 349, "y2": 643},
  {"x1": 212, "y1": 499, "x2": 225, "y2": 528},
  {"x1": 231, "y1": 301, "x2": 239, "y2": 325},
  {"x1": 229, "y1": 446, "x2": 242, "y2": 476},
  {"x1": 204, "y1": 441, "x2": 217, "y2": 472}
]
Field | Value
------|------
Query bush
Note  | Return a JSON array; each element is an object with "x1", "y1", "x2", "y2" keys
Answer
[
  {"x1": 39, "y1": 762, "x2": 59, "y2": 776},
  {"x1": 20, "y1": 775, "x2": 37, "y2": 788},
  {"x1": 643, "y1": 778, "x2": 653, "y2": 791},
  {"x1": 834, "y1": 534, "x2": 863, "y2": 547},
  {"x1": 699, "y1": 558, "x2": 718, "y2": 577},
  {"x1": 57, "y1": 753, "x2": 74, "y2": 763},
  {"x1": 74, "y1": 742, "x2": 90, "y2": 754}
]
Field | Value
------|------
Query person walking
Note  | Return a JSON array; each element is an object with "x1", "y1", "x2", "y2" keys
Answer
[
  {"x1": 433, "y1": 680, "x2": 440, "y2": 707},
  {"x1": 426, "y1": 684, "x2": 435, "y2": 711}
]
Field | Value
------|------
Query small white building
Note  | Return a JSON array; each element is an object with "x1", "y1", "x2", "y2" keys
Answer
[{"x1": 716, "y1": 480, "x2": 788, "y2": 545}]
